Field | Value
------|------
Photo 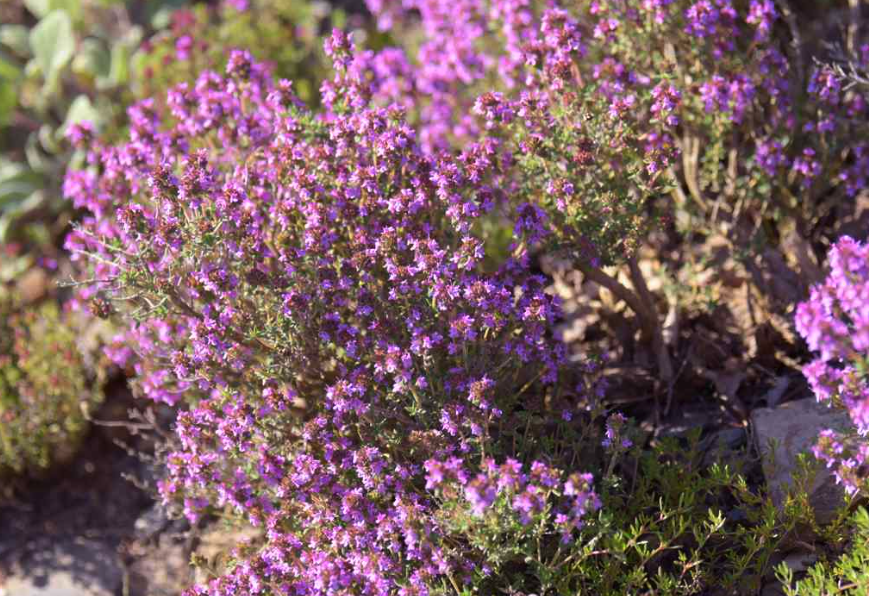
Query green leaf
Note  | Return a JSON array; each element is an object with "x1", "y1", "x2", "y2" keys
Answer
[
  {"x1": 71, "y1": 38, "x2": 110, "y2": 81},
  {"x1": 24, "y1": 0, "x2": 81, "y2": 20},
  {"x1": 39, "y1": 123, "x2": 61, "y2": 154},
  {"x1": 0, "y1": 25, "x2": 31, "y2": 57},
  {"x1": 0, "y1": 190, "x2": 46, "y2": 243},
  {"x1": 129, "y1": 48, "x2": 148, "y2": 90},
  {"x1": 23, "y1": 0, "x2": 52, "y2": 17},
  {"x1": 0, "y1": 54, "x2": 22, "y2": 126},
  {"x1": 25, "y1": 131, "x2": 51, "y2": 173},
  {"x1": 108, "y1": 41, "x2": 130, "y2": 87},
  {"x1": 29, "y1": 10, "x2": 75, "y2": 90},
  {"x1": 0, "y1": 164, "x2": 43, "y2": 210},
  {"x1": 0, "y1": 86, "x2": 15, "y2": 126},
  {"x1": 0, "y1": 52, "x2": 22, "y2": 80}
]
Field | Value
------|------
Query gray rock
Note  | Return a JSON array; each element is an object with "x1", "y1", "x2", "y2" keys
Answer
[
  {"x1": 761, "y1": 550, "x2": 818, "y2": 596},
  {"x1": 761, "y1": 582, "x2": 786, "y2": 596},
  {"x1": 133, "y1": 504, "x2": 171, "y2": 541},
  {"x1": 127, "y1": 535, "x2": 190, "y2": 596},
  {"x1": 781, "y1": 551, "x2": 818, "y2": 574},
  {"x1": 701, "y1": 427, "x2": 747, "y2": 468},
  {"x1": 0, "y1": 539, "x2": 122, "y2": 596},
  {"x1": 752, "y1": 398, "x2": 855, "y2": 524}
]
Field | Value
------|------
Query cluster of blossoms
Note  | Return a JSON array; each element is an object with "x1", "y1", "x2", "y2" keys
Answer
[
  {"x1": 426, "y1": 457, "x2": 599, "y2": 539},
  {"x1": 362, "y1": 0, "x2": 537, "y2": 151},
  {"x1": 796, "y1": 236, "x2": 869, "y2": 496},
  {"x1": 602, "y1": 412, "x2": 632, "y2": 452},
  {"x1": 65, "y1": 37, "x2": 605, "y2": 594},
  {"x1": 364, "y1": 0, "x2": 868, "y2": 266},
  {"x1": 62, "y1": 0, "x2": 869, "y2": 590}
]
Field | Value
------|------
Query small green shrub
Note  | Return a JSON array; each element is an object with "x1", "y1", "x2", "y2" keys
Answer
[
  {"x1": 0, "y1": 291, "x2": 103, "y2": 476},
  {"x1": 135, "y1": 0, "x2": 338, "y2": 106},
  {"x1": 776, "y1": 507, "x2": 869, "y2": 596},
  {"x1": 491, "y1": 431, "x2": 796, "y2": 596}
]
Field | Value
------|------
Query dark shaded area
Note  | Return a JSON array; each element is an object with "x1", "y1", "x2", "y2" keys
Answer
[{"x1": 0, "y1": 383, "x2": 168, "y2": 595}]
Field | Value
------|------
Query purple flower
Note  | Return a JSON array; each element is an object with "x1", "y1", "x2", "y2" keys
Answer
[
  {"x1": 602, "y1": 412, "x2": 632, "y2": 450},
  {"x1": 798, "y1": 236, "x2": 869, "y2": 495},
  {"x1": 746, "y1": 0, "x2": 776, "y2": 41}
]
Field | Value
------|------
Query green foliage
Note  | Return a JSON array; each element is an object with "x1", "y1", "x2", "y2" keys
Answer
[
  {"x1": 0, "y1": 25, "x2": 30, "y2": 57},
  {"x1": 566, "y1": 438, "x2": 761, "y2": 595},
  {"x1": 133, "y1": 0, "x2": 336, "y2": 105},
  {"x1": 776, "y1": 507, "x2": 869, "y2": 596},
  {"x1": 0, "y1": 1, "x2": 134, "y2": 246},
  {"x1": 0, "y1": 161, "x2": 42, "y2": 211},
  {"x1": 0, "y1": 292, "x2": 103, "y2": 476},
  {"x1": 29, "y1": 10, "x2": 75, "y2": 93},
  {"x1": 0, "y1": 52, "x2": 22, "y2": 127},
  {"x1": 23, "y1": 0, "x2": 81, "y2": 20},
  {"x1": 431, "y1": 427, "x2": 837, "y2": 596}
]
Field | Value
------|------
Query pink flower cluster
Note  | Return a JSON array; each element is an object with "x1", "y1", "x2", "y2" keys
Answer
[
  {"x1": 360, "y1": 0, "x2": 867, "y2": 270},
  {"x1": 65, "y1": 37, "x2": 597, "y2": 594},
  {"x1": 62, "y1": 0, "x2": 869, "y2": 590},
  {"x1": 426, "y1": 457, "x2": 600, "y2": 538},
  {"x1": 796, "y1": 236, "x2": 869, "y2": 495}
]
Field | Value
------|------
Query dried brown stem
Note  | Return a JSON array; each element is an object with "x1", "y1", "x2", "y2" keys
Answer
[
  {"x1": 576, "y1": 258, "x2": 673, "y2": 383},
  {"x1": 575, "y1": 261, "x2": 655, "y2": 340},
  {"x1": 628, "y1": 255, "x2": 674, "y2": 383}
]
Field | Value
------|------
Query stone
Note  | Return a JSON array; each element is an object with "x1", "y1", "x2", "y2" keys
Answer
[
  {"x1": 761, "y1": 582, "x2": 786, "y2": 596},
  {"x1": 760, "y1": 550, "x2": 818, "y2": 596},
  {"x1": 133, "y1": 504, "x2": 171, "y2": 542},
  {"x1": 127, "y1": 535, "x2": 190, "y2": 596},
  {"x1": 0, "y1": 539, "x2": 122, "y2": 596},
  {"x1": 751, "y1": 398, "x2": 856, "y2": 524},
  {"x1": 781, "y1": 551, "x2": 817, "y2": 575},
  {"x1": 701, "y1": 427, "x2": 747, "y2": 468}
]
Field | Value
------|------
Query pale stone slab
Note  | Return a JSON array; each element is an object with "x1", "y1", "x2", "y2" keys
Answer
[
  {"x1": 752, "y1": 398, "x2": 855, "y2": 524},
  {"x1": 0, "y1": 539, "x2": 122, "y2": 596}
]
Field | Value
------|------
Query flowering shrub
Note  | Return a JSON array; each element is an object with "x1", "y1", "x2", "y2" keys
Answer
[
  {"x1": 64, "y1": 37, "x2": 619, "y2": 592},
  {"x1": 796, "y1": 236, "x2": 869, "y2": 496},
  {"x1": 334, "y1": 0, "x2": 869, "y2": 389},
  {"x1": 61, "y1": 0, "x2": 869, "y2": 592},
  {"x1": 0, "y1": 292, "x2": 103, "y2": 476},
  {"x1": 0, "y1": 0, "x2": 341, "y2": 252},
  {"x1": 363, "y1": 0, "x2": 868, "y2": 261}
]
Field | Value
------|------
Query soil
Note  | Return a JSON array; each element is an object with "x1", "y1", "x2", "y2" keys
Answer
[{"x1": 0, "y1": 383, "x2": 176, "y2": 596}]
